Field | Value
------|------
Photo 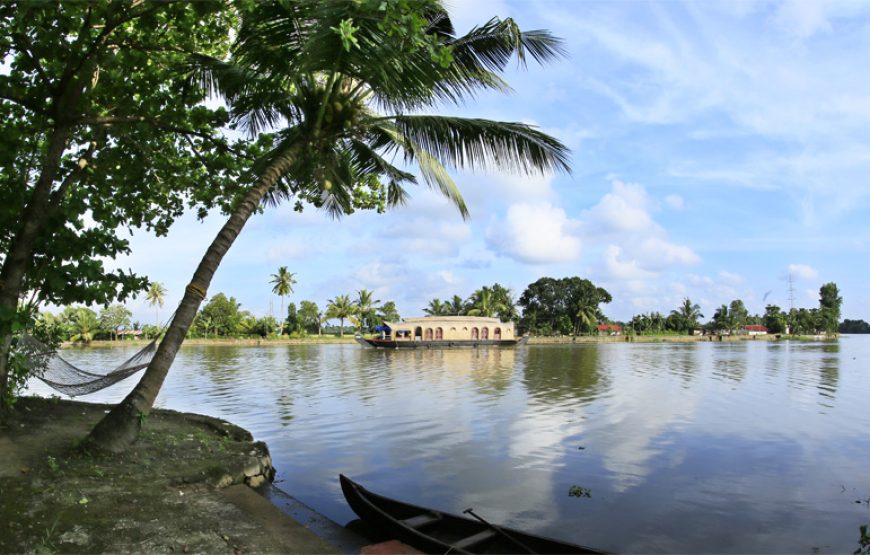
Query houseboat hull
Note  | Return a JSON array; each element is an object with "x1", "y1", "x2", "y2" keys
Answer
[{"x1": 356, "y1": 336, "x2": 528, "y2": 349}]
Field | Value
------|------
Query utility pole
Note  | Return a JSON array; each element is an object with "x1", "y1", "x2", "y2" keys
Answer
[{"x1": 787, "y1": 274, "x2": 796, "y2": 312}]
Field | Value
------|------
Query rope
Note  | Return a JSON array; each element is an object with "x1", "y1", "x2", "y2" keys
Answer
[{"x1": 186, "y1": 282, "x2": 207, "y2": 300}]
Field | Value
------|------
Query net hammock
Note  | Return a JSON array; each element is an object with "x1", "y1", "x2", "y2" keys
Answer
[{"x1": 19, "y1": 333, "x2": 158, "y2": 397}]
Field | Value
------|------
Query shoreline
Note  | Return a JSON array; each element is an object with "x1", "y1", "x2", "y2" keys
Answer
[
  {"x1": 68, "y1": 333, "x2": 835, "y2": 349},
  {"x1": 0, "y1": 397, "x2": 357, "y2": 554}
]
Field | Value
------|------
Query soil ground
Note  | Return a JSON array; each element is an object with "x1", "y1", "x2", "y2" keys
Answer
[{"x1": 0, "y1": 397, "x2": 344, "y2": 554}]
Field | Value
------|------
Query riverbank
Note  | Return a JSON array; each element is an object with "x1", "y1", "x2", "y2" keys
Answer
[
  {"x1": 71, "y1": 333, "x2": 833, "y2": 349},
  {"x1": 529, "y1": 333, "x2": 834, "y2": 344},
  {"x1": 0, "y1": 397, "x2": 345, "y2": 554}
]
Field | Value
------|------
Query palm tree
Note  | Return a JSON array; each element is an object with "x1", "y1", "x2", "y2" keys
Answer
[
  {"x1": 574, "y1": 301, "x2": 598, "y2": 335},
  {"x1": 466, "y1": 287, "x2": 507, "y2": 318},
  {"x1": 446, "y1": 295, "x2": 466, "y2": 316},
  {"x1": 326, "y1": 295, "x2": 356, "y2": 337},
  {"x1": 69, "y1": 308, "x2": 99, "y2": 344},
  {"x1": 355, "y1": 289, "x2": 379, "y2": 333},
  {"x1": 145, "y1": 282, "x2": 166, "y2": 334},
  {"x1": 88, "y1": 1, "x2": 570, "y2": 452},
  {"x1": 424, "y1": 298, "x2": 446, "y2": 316},
  {"x1": 269, "y1": 267, "x2": 297, "y2": 335},
  {"x1": 671, "y1": 297, "x2": 703, "y2": 333}
]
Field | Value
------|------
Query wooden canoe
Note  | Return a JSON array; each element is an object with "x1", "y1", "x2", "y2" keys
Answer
[{"x1": 340, "y1": 474, "x2": 609, "y2": 555}]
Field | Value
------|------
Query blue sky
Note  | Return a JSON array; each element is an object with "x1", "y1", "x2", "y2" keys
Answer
[{"x1": 111, "y1": 0, "x2": 870, "y2": 326}]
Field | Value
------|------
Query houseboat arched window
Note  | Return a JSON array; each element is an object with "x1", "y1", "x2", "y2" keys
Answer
[
  {"x1": 494, "y1": 327, "x2": 502, "y2": 340},
  {"x1": 471, "y1": 327, "x2": 479, "y2": 340},
  {"x1": 435, "y1": 327, "x2": 443, "y2": 340},
  {"x1": 425, "y1": 328, "x2": 433, "y2": 340},
  {"x1": 481, "y1": 327, "x2": 489, "y2": 340},
  {"x1": 414, "y1": 327, "x2": 423, "y2": 340}
]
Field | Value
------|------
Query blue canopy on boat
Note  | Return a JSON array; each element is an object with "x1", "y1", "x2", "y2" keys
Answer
[{"x1": 375, "y1": 325, "x2": 391, "y2": 331}]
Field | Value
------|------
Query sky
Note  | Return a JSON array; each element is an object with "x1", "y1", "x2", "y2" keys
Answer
[{"x1": 109, "y1": 0, "x2": 870, "y2": 326}]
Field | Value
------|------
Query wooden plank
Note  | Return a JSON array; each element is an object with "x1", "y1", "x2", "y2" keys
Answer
[{"x1": 453, "y1": 530, "x2": 497, "y2": 550}]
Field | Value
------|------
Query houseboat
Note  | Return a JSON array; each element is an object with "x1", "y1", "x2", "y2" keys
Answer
[{"x1": 356, "y1": 316, "x2": 528, "y2": 349}]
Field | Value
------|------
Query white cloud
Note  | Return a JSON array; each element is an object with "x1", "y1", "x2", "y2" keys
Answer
[
  {"x1": 636, "y1": 237, "x2": 701, "y2": 267},
  {"x1": 603, "y1": 245, "x2": 657, "y2": 280},
  {"x1": 788, "y1": 263, "x2": 819, "y2": 280},
  {"x1": 582, "y1": 179, "x2": 655, "y2": 234},
  {"x1": 486, "y1": 202, "x2": 582, "y2": 264}
]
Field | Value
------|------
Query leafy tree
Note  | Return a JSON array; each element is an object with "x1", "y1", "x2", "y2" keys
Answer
[
  {"x1": 199, "y1": 293, "x2": 243, "y2": 337},
  {"x1": 298, "y1": 300, "x2": 322, "y2": 335},
  {"x1": 819, "y1": 282, "x2": 842, "y2": 333},
  {"x1": 0, "y1": 2, "x2": 249, "y2": 409},
  {"x1": 99, "y1": 304, "x2": 132, "y2": 341},
  {"x1": 326, "y1": 295, "x2": 357, "y2": 337},
  {"x1": 355, "y1": 289, "x2": 380, "y2": 333},
  {"x1": 145, "y1": 282, "x2": 167, "y2": 332},
  {"x1": 839, "y1": 319, "x2": 870, "y2": 334},
  {"x1": 284, "y1": 302, "x2": 303, "y2": 336},
  {"x1": 728, "y1": 299, "x2": 749, "y2": 333},
  {"x1": 270, "y1": 267, "x2": 297, "y2": 335},
  {"x1": 763, "y1": 304, "x2": 787, "y2": 334},
  {"x1": 518, "y1": 277, "x2": 611, "y2": 335},
  {"x1": 88, "y1": 0, "x2": 570, "y2": 451}
]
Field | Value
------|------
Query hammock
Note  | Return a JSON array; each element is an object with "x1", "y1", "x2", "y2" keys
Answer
[{"x1": 19, "y1": 333, "x2": 158, "y2": 397}]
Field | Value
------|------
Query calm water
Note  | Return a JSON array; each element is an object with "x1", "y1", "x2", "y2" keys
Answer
[{"x1": 27, "y1": 337, "x2": 870, "y2": 554}]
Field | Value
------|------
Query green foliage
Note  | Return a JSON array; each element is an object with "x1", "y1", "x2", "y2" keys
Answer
[
  {"x1": 568, "y1": 485, "x2": 592, "y2": 498},
  {"x1": 3, "y1": 305, "x2": 62, "y2": 409},
  {"x1": 856, "y1": 524, "x2": 870, "y2": 555},
  {"x1": 199, "y1": 293, "x2": 243, "y2": 337},
  {"x1": 98, "y1": 304, "x2": 132, "y2": 341},
  {"x1": 819, "y1": 282, "x2": 842, "y2": 333},
  {"x1": 326, "y1": 294, "x2": 357, "y2": 337},
  {"x1": 298, "y1": 300, "x2": 323, "y2": 335},
  {"x1": 668, "y1": 298, "x2": 703, "y2": 333},
  {"x1": 0, "y1": 2, "x2": 253, "y2": 310},
  {"x1": 378, "y1": 301, "x2": 400, "y2": 324},
  {"x1": 518, "y1": 277, "x2": 612, "y2": 335},
  {"x1": 355, "y1": 289, "x2": 380, "y2": 333},
  {"x1": 68, "y1": 308, "x2": 99, "y2": 344},
  {"x1": 840, "y1": 319, "x2": 870, "y2": 334},
  {"x1": 764, "y1": 304, "x2": 788, "y2": 334}
]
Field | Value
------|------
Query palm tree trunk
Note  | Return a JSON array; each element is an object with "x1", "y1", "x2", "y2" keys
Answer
[{"x1": 85, "y1": 150, "x2": 299, "y2": 452}]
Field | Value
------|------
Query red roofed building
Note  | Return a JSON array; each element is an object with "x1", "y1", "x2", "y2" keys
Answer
[
  {"x1": 596, "y1": 324, "x2": 623, "y2": 336},
  {"x1": 743, "y1": 325, "x2": 768, "y2": 335}
]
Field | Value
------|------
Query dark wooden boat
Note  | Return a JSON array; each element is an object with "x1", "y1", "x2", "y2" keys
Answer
[
  {"x1": 339, "y1": 474, "x2": 609, "y2": 555},
  {"x1": 355, "y1": 335, "x2": 529, "y2": 350}
]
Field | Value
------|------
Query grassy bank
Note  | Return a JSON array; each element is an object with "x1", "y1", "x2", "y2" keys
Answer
[{"x1": 0, "y1": 397, "x2": 340, "y2": 554}]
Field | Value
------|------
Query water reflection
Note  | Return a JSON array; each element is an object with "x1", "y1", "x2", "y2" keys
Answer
[
  {"x1": 23, "y1": 338, "x2": 870, "y2": 554},
  {"x1": 522, "y1": 345, "x2": 607, "y2": 403}
]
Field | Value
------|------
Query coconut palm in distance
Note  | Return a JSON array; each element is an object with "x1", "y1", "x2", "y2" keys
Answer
[
  {"x1": 145, "y1": 282, "x2": 166, "y2": 334},
  {"x1": 270, "y1": 267, "x2": 297, "y2": 335},
  {"x1": 671, "y1": 297, "x2": 703, "y2": 333},
  {"x1": 87, "y1": 0, "x2": 571, "y2": 452},
  {"x1": 355, "y1": 289, "x2": 379, "y2": 334},
  {"x1": 326, "y1": 295, "x2": 356, "y2": 337}
]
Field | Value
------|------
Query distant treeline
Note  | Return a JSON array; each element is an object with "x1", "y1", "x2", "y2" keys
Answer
[{"x1": 37, "y1": 277, "x2": 847, "y2": 343}]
